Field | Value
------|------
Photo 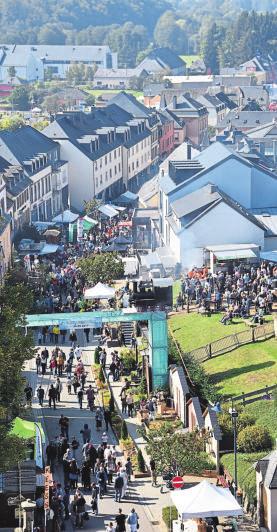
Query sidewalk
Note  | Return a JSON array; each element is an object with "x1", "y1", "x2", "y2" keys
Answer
[{"x1": 27, "y1": 343, "x2": 164, "y2": 531}]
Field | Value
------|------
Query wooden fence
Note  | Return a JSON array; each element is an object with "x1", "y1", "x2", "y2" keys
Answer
[
  {"x1": 184, "y1": 321, "x2": 275, "y2": 363},
  {"x1": 225, "y1": 384, "x2": 277, "y2": 406}
]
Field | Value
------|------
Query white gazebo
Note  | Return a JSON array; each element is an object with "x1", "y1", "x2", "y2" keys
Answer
[
  {"x1": 84, "y1": 282, "x2": 115, "y2": 299},
  {"x1": 171, "y1": 480, "x2": 243, "y2": 521},
  {"x1": 52, "y1": 210, "x2": 79, "y2": 224}
]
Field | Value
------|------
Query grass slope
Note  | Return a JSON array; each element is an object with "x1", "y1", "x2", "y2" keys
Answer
[
  {"x1": 169, "y1": 312, "x2": 247, "y2": 352},
  {"x1": 203, "y1": 338, "x2": 277, "y2": 397}
]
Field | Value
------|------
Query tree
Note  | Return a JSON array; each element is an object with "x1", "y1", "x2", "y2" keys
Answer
[
  {"x1": 38, "y1": 24, "x2": 66, "y2": 45},
  {"x1": 66, "y1": 63, "x2": 86, "y2": 84},
  {"x1": 0, "y1": 280, "x2": 34, "y2": 471},
  {"x1": 137, "y1": 449, "x2": 145, "y2": 472},
  {"x1": 9, "y1": 86, "x2": 30, "y2": 110},
  {"x1": 145, "y1": 423, "x2": 212, "y2": 475},
  {"x1": 201, "y1": 22, "x2": 220, "y2": 74},
  {"x1": 154, "y1": 11, "x2": 187, "y2": 53},
  {"x1": 41, "y1": 94, "x2": 66, "y2": 114},
  {"x1": 108, "y1": 22, "x2": 149, "y2": 67},
  {"x1": 77, "y1": 253, "x2": 124, "y2": 285},
  {"x1": 84, "y1": 198, "x2": 102, "y2": 217},
  {"x1": 0, "y1": 115, "x2": 25, "y2": 131}
]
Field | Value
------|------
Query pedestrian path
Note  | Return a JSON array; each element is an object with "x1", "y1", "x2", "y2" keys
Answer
[{"x1": 26, "y1": 344, "x2": 162, "y2": 531}]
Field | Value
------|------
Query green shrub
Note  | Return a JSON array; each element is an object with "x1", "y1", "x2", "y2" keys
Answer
[
  {"x1": 99, "y1": 366, "x2": 105, "y2": 383},
  {"x1": 137, "y1": 449, "x2": 145, "y2": 472},
  {"x1": 138, "y1": 376, "x2": 147, "y2": 395},
  {"x1": 237, "y1": 413, "x2": 255, "y2": 432},
  {"x1": 162, "y1": 506, "x2": 178, "y2": 531},
  {"x1": 121, "y1": 420, "x2": 128, "y2": 440},
  {"x1": 94, "y1": 347, "x2": 100, "y2": 364},
  {"x1": 238, "y1": 425, "x2": 272, "y2": 453}
]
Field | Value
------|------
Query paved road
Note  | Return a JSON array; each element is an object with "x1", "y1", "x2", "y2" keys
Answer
[{"x1": 25, "y1": 341, "x2": 161, "y2": 531}]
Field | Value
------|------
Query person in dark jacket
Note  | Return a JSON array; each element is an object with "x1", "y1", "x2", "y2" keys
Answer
[
  {"x1": 114, "y1": 473, "x2": 124, "y2": 502},
  {"x1": 104, "y1": 408, "x2": 112, "y2": 431},
  {"x1": 48, "y1": 384, "x2": 57, "y2": 409},
  {"x1": 81, "y1": 460, "x2": 91, "y2": 490}
]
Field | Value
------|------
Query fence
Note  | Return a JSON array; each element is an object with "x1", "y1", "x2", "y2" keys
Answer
[
  {"x1": 225, "y1": 384, "x2": 277, "y2": 406},
  {"x1": 184, "y1": 321, "x2": 275, "y2": 363}
]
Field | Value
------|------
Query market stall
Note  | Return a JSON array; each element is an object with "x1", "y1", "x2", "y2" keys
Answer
[{"x1": 84, "y1": 282, "x2": 115, "y2": 299}]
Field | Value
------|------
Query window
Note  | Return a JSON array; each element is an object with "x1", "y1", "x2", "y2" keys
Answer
[
  {"x1": 100, "y1": 159, "x2": 102, "y2": 168},
  {"x1": 132, "y1": 162, "x2": 134, "y2": 171},
  {"x1": 95, "y1": 161, "x2": 98, "y2": 170},
  {"x1": 114, "y1": 151, "x2": 116, "y2": 159},
  {"x1": 114, "y1": 166, "x2": 117, "y2": 175},
  {"x1": 118, "y1": 163, "x2": 121, "y2": 172},
  {"x1": 105, "y1": 156, "x2": 107, "y2": 165},
  {"x1": 109, "y1": 169, "x2": 112, "y2": 178},
  {"x1": 109, "y1": 153, "x2": 111, "y2": 162},
  {"x1": 100, "y1": 175, "x2": 103, "y2": 184},
  {"x1": 118, "y1": 148, "x2": 121, "y2": 156},
  {"x1": 96, "y1": 178, "x2": 98, "y2": 188},
  {"x1": 105, "y1": 171, "x2": 108, "y2": 181}
]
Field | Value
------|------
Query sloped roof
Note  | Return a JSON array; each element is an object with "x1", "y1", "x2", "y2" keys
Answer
[
  {"x1": 0, "y1": 44, "x2": 112, "y2": 65},
  {"x1": 256, "y1": 451, "x2": 277, "y2": 488},
  {"x1": 215, "y1": 92, "x2": 237, "y2": 110},
  {"x1": 218, "y1": 111, "x2": 277, "y2": 129},
  {"x1": 246, "y1": 121, "x2": 277, "y2": 139},
  {"x1": 147, "y1": 47, "x2": 186, "y2": 69},
  {"x1": 108, "y1": 91, "x2": 151, "y2": 118},
  {"x1": 0, "y1": 125, "x2": 57, "y2": 164}
]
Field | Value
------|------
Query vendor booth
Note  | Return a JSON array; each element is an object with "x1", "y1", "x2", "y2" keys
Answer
[
  {"x1": 170, "y1": 480, "x2": 243, "y2": 531},
  {"x1": 10, "y1": 417, "x2": 46, "y2": 469},
  {"x1": 84, "y1": 282, "x2": 115, "y2": 300}
]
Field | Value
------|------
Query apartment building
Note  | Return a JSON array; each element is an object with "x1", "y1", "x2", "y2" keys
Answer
[{"x1": 0, "y1": 126, "x2": 68, "y2": 224}]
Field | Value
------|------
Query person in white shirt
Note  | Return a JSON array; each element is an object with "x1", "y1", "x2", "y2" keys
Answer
[{"x1": 74, "y1": 345, "x2": 82, "y2": 360}]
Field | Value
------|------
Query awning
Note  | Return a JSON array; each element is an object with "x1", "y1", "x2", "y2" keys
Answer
[
  {"x1": 52, "y1": 210, "x2": 79, "y2": 223},
  {"x1": 206, "y1": 244, "x2": 259, "y2": 261},
  {"x1": 83, "y1": 215, "x2": 98, "y2": 227},
  {"x1": 171, "y1": 480, "x2": 243, "y2": 519},
  {"x1": 11, "y1": 417, "x2": 45, "y2": 469},
  {"x1": 84, "y1": 282, "x2": 115, "y2": 299},
  {"x1": 116, "y1": 191, "x2": 138, "y2": 204},
  {"x1": 98, "y1": 205, "x2": 119, "y2": 218},
  {"x1": 108, "y1": 204, "x2": 126, "y2": 212},
  {"x1": 260, "y1": 251, "x2": 277, "y2": 263},
  {"x1": 39, "y1": 244, "x2": 59, "y2": 255}
]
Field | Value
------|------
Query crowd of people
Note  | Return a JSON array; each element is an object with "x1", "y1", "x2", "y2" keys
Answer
[{"x1": 175, "y1": 262, "x2": 276, "y2": 321}]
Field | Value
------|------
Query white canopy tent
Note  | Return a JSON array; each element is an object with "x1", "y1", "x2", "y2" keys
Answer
[
  {"x1": 52, "y1": 210, "x2": 79, "y2": 224},
  {"x1": 84, "y1": 282, "x2": 115, "y2": 299},
  {"x1": 170, "y1": 480, "x2": 243, "y2": 519}
]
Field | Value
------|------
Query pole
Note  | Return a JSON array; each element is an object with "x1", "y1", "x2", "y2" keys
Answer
[{"x1": 233, "y1": 413, "x2": 238, "y2": 501}]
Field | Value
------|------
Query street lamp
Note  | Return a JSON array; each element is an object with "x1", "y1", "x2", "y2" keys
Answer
[{"x1": 229, "y1": 406, "x2": 239, "y2": 500}]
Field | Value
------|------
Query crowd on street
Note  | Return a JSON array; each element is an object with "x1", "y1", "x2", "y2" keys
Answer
[{"x1": 175, "y1": 262, "x2": 276, "y2": 321}]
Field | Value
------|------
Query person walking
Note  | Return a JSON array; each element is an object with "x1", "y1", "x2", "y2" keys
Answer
[
  {"x1": 46, "y1": 441, "x2": 57, "y2": 472},
  {"x1": 69, "y1": 459, "x2": 79, "y2": 489},
  {"x1": 115, "y1": 508, "x2": 126, "y2": 532},
  {"x1": 37, "y1": 385, "x2": 45, "y2": 407},
  {"x1": 126, "y1": 508, "x2": 139, "y2": 532},
  {"x1": 71, "y1": 436, "x2": 79, "y2": 459},
  {"x1": 55, "y1": 378, "x2": 62, "y2": 402},
  {"x1": 84, "y1": 327, "x2": 90, "y2": 343},
  {"x1": 72, "y1": 375, "x2": 80, "y2": 395},
  {"x1": 48, "y1": 385, "x2": 57, "y2": 409},
  {"x1": 114, "y1": 472, "x2": 124, "y2": 503},
  {"x1": 149, "y1": 458, "x2": 157, "y2": 486},
  {"x1": 59, "y1": 414, "x2": 69, "y2": 439},
  {"x1": 126, "y1": 393, "x2": 134, "y2": 417},
  {"x1": 67, "y1": 376, "x2": 72, "y2": 395},
  {"x1": 125, "y1": 457, "x2": 133, "y2": 483},
  {"x1": 80, "y1": 423, "x2": 91, "y2": 444},
  {"x1": 104, "y1": 408, "x2": 112, "y2": 432},
  {"x1": 91, "y1": 482, "x2": 99, "y2": 515},
  {"x1": 77, "y1": 388, "x2": 84, "y2": 409},
  {"x1": 57, "y1": 353, "x2": 64, "y2": 377},
  {"x1": 95, "y1": 408, "x2": 103, "y2": 431},
  {"x1": 81, "y1": 460, "x2": 91, "y2": 490},
  {"x1": 35, "y1": 353, "x2": 41, "y2": 374},
  {"x1": 24, "y1": 384, "x2": 33, "y2": 406},
  {"x1": 40, "y1": 348, "x2": 48, "y2": 375},
  {"x1": 86, "y1": 385, "x2": 95, "y2": 411}
]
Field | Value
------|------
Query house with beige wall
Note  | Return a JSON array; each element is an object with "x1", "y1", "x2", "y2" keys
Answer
[{"x1": 256, "y1": 451, "x2": 277, "y2": 531}]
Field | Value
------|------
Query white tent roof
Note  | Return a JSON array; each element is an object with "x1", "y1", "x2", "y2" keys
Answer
[
  {"x1": 84, "y1": 282, "x2": 115, "y2": 299},
  {"x1": 170, "y1": 480, "x2": 243, "y2": 519},
  {"x1": 98, "y1": 205, "x2": 119, "y2": 218},
  {"x1": 52, "y1": 210, "x2": 79, "y2": 223}
]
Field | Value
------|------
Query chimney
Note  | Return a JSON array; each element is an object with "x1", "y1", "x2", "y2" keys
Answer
[
  {"x1": 187, "y1": 144, "x2": 192, "y2": 160},
  {"x1": 172, "y1": 95, "x2": 177, "y2": 109}
]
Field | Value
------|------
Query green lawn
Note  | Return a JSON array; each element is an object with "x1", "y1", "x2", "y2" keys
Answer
[
  {"x1": 169, "y1": 312, "x2": 248, "y2": 352},
  {"x1": 203, "y1": 338, "x2": 277, "y2": 397},
  {"x1": 244, "y1": 400, "x2": 277, "y2": 440}
]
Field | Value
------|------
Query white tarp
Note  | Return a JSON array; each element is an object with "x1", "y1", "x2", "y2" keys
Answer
[
  {"x1": 98, "y1": 205, "x2": 119, "y2": 218},
  {"x1": 84, "y1": 282, "x2": 115, "y2": 299},
  {"x1": 170, "y1": 480, "x2": 243, "y2": 519},
  {"x1": 52, "y1": 210, "x2": 79, "y2": 223}
]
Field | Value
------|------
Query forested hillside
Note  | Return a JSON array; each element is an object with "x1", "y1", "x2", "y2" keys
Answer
[{"x1": 0, "y1": 0, "x2": 276, "y2": 68}]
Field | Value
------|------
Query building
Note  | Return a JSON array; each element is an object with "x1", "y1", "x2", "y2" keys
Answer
[
  {"x1": 109, "y1": 91, "x2": 159, "y2": 162},
  {"x1": 256, "y1": 451, "x2": 277, "y2": 531},
  {"x1": 246, "y1": 120, "x2": 277, "y2": 164},
  {"x1": 136, "y1": 48, "x2": 186, "y2": 76},
  {"x1": 0, "y1": 126, "x2": 68, "y2": 223},
  {"x1": 217, "y1": 111, "x2": 277, "y2": 133},
  {"x1": 196, "y1": 93, "x2": 227, "y2": 127},
  {"x1": 157, "y1": 111, "x2": 174, "y2": 158},
  {"x1": 239, "y1": 55, "x2": 277, "y2": 84},
  {"x1": 0, "y1": 45, "x2": 117, "y2": 82},
  {"x1": 159, "y1": 141, "x2": 277, "y2": 269},
  {"x1": 43, "y1": 106, "x2": 152, "y2": 210},
  {"x1": 164, "y1": 92, "x2": 209, "y2": 146},
  {"x1": 93, "y1": 68, "x2": 147, "y2": 90},
  {"x1": 0, "y1": 167, "x2": 11, "y2": 281}
]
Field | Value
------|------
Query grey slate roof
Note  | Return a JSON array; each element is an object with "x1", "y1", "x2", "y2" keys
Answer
[
  {"x1": 0, "y1": 125, "x2": 58, "y2": 165},
  {"x1": 205, "y1": 406, "x2": 222, "y2": 441},
  {"x1": 191, "y1": 397, "x2": 205, "y2": 429},
  {"x1": 256, "y1": 451, "x2": 277, "y2": 489},
  {"x1": 215, "y1": 92, "x2": 237, "y2": 110},
  {"x1": 0, "y1": 44, "x2": 112, "y2": 65},
  {"x1": 147, "y1": 48, "x2": 186, "y2": 70},
  {"x1": 218, "y1": 111, "x2": 277, "y2": 129}
]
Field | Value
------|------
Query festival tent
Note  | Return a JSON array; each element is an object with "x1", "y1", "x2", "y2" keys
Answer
[
  {"x1": 110, "y1": 235, "x2": 132, "y2": 245},
  {"x1": 10, "y1": 417, "x2": 46, "y2": 469},
  {"x1": 103, "y1": 242, "x2": 128, "y2": 253},
  {"x1": 170, "y1": 480, "x2": 243, "y2": 519},
  {"x1": 84, "y1": 282, "x2": 115, "y2": 299},
  {"x1": 98, "y1": 204, "x2": 119, "y2": 218},
  {"x1": 52, "y1": 210, "x2": 79, "y2": 223},
  {"x1": 116, "y1": 191, "x2": 138, "y2": 205}
]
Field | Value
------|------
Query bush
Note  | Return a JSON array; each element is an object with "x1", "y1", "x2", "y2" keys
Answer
[
  {"x1": 162, "y1": 506, "x2": 178, "y2": 531},
  {"x1": 121, "y1": 420, "x2": 128, "y2": 440},
  {"x1": 238, "y1": 425, "x2": 272, "y2": 453},
  {"x1": 137, "y1": 449, "x2": 145, "y2": 472},
  {"x1": 138, "y1": 376, "x2": 147, "y2": 395},
  {"x1": 99, "y1": 366, "x2": 105, "y2": 383},
  {"x1": 237, "y1": 413, "x2": 255, "y2": 432}
]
